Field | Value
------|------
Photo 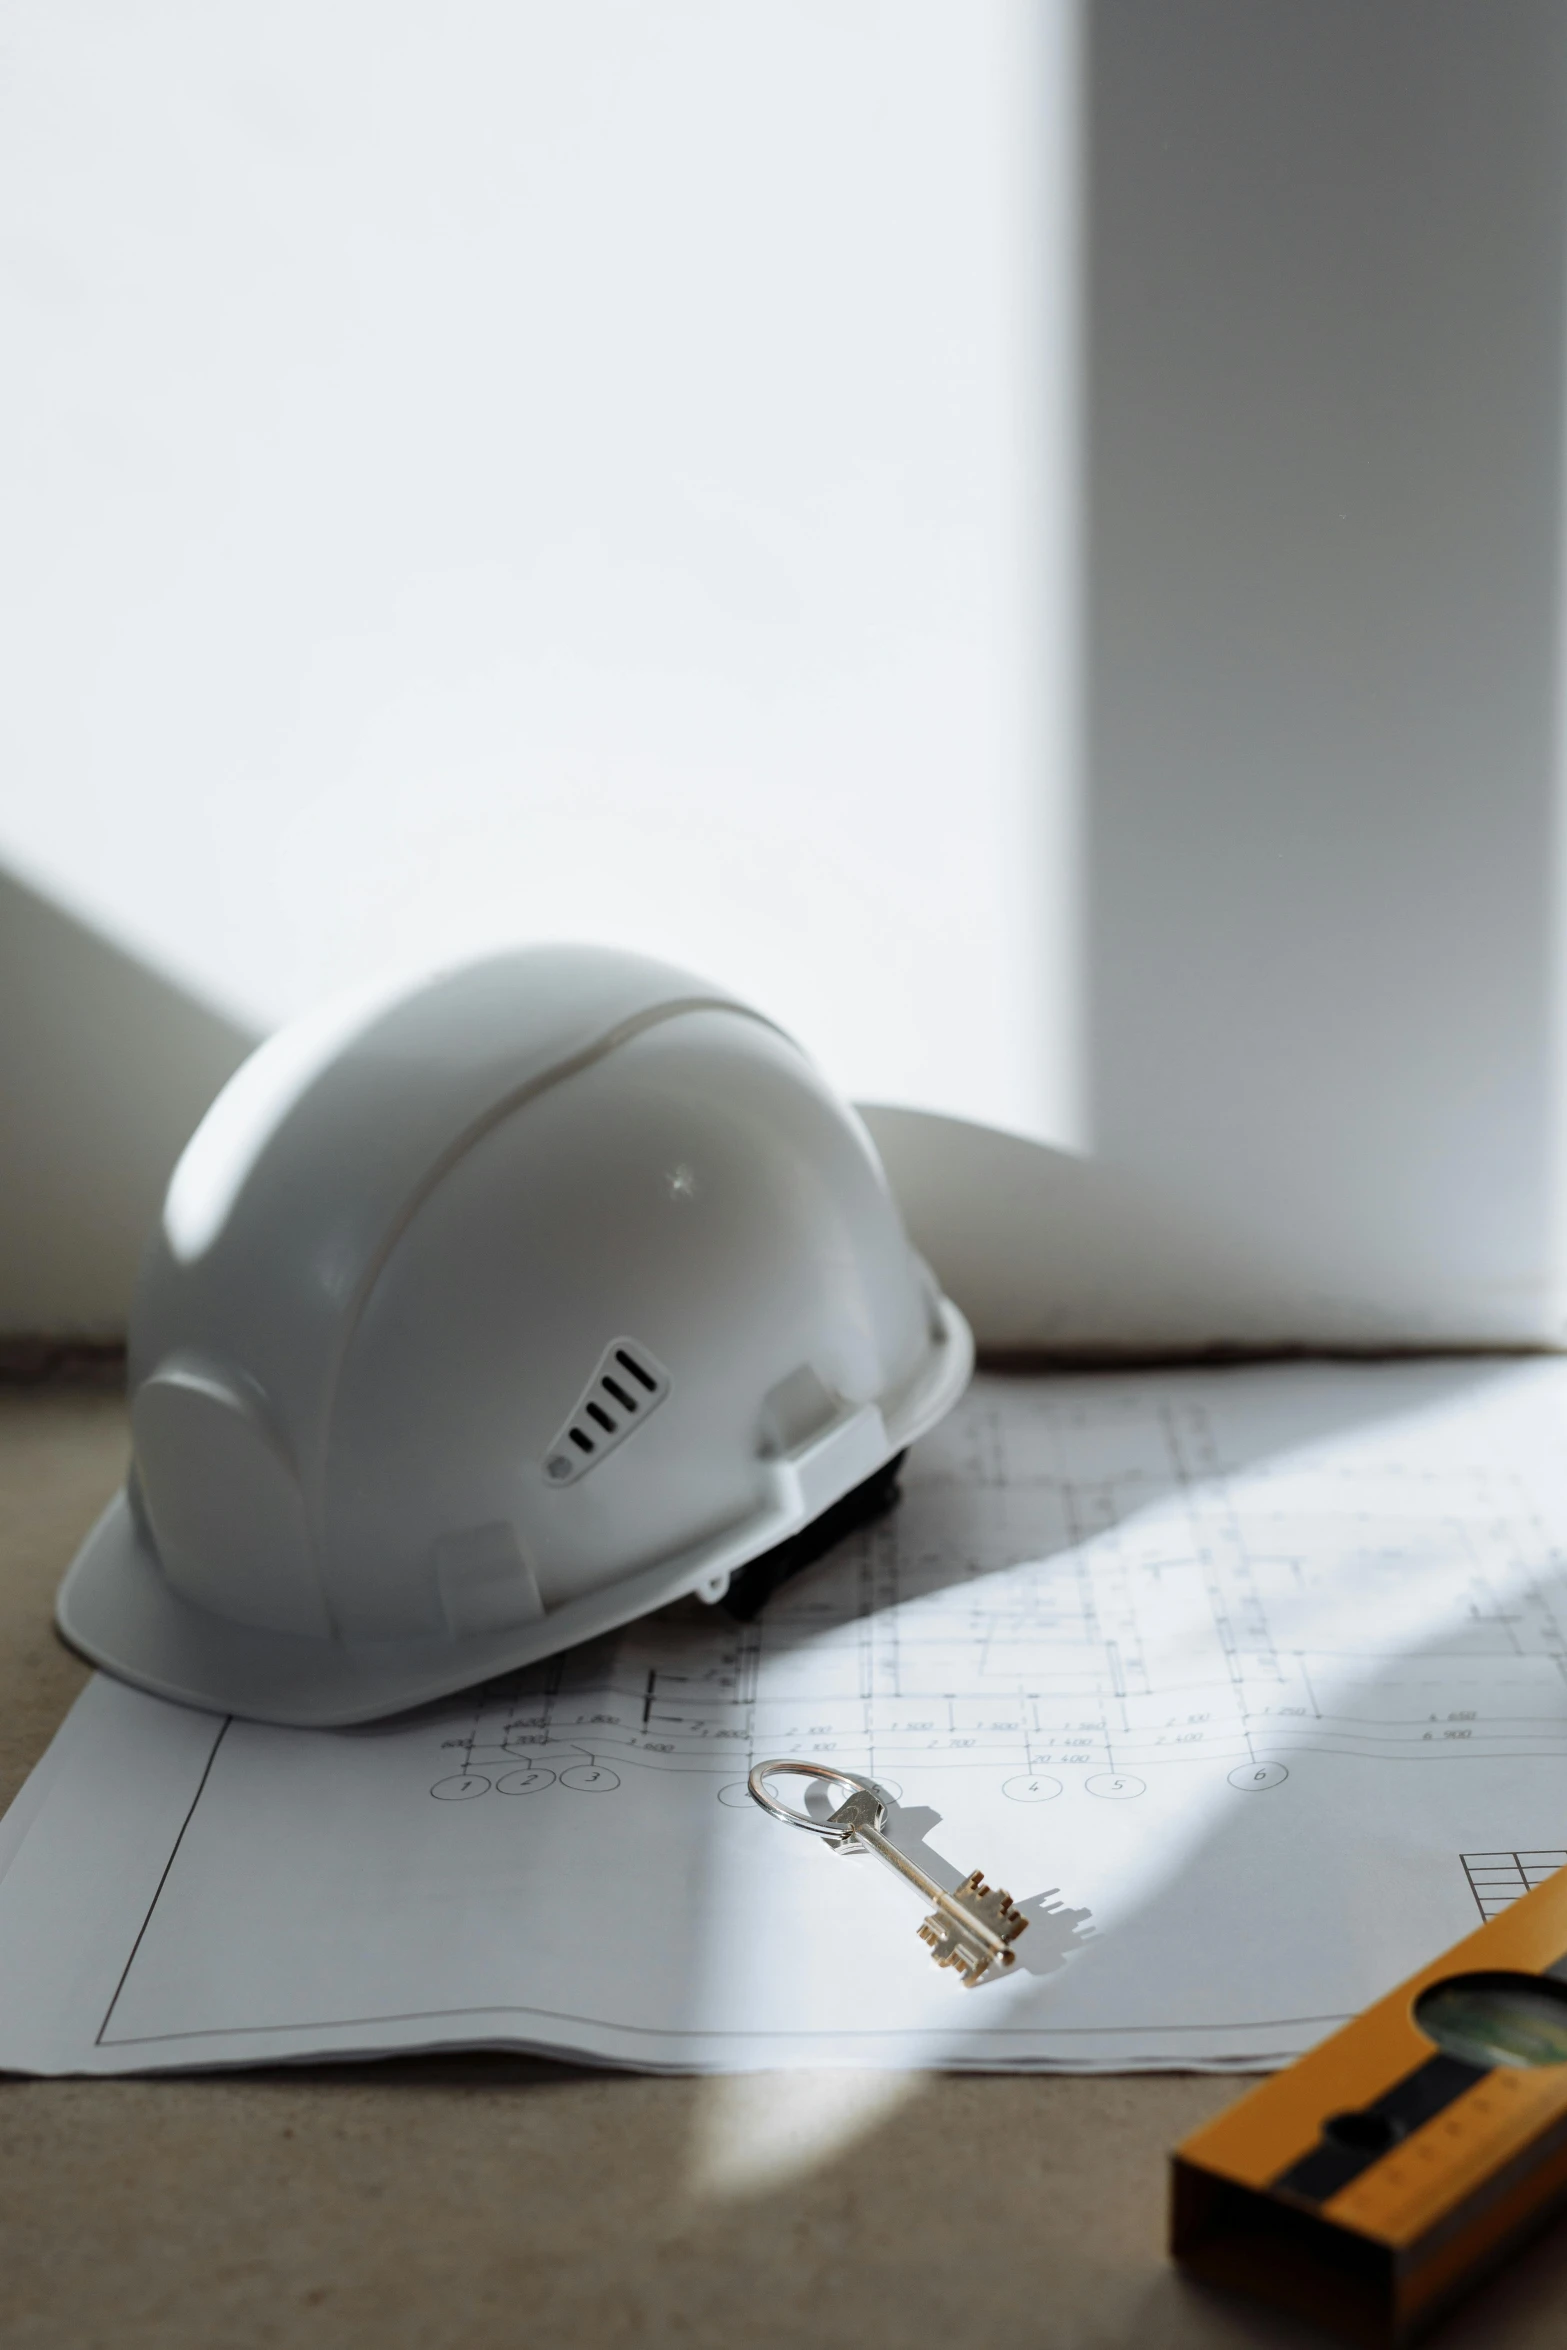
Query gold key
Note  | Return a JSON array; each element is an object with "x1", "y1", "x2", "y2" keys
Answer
[{"x1": 748, "y1": 1760, "x2": 1028, "y2": 1987}]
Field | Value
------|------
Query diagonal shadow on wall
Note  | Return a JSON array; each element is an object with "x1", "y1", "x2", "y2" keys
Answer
[{"x1": 0, "y1": 863, "x2": 255, "y2": 1339}]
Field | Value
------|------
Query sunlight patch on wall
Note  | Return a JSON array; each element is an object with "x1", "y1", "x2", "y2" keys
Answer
[{"x1": 0, "y1": 0, "x2": 1084, "y2": 1150}]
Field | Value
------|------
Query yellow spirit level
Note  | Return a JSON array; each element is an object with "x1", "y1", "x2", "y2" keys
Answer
[{"x1": 1171, "y1": 1862, "x2": 1567, "y2": 2345}]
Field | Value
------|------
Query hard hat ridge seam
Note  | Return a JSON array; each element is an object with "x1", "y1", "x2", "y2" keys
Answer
[{"x1": 302, "y1": 995, "x2": 791, "y2": 1584}]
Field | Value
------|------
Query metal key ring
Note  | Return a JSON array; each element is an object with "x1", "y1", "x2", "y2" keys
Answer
[{"x1": 746, "y1": 1758, "x2": 889, "y2": 1838}]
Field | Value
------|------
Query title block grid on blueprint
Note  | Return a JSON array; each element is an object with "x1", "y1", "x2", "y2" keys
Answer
[{"x1": 1461, "y1": 1852, "x2": 1567, "y2": 1922}]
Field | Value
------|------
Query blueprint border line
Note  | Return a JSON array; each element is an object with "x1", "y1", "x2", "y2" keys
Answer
[
  {"x1": 96, "y1": 1717, "x2": 230, "y2": 2045},
  {"x1": 99, "y1": 2006, "x2": 1356, "y2": 2049}
]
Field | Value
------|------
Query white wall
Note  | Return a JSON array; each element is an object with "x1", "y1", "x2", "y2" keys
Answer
[
  {"x1": 0, "y1": 871, "x2": 252, "y2": 1334},
  {"x1": 1076, "y1": 0, "x2": 1567, "y2": 1347},
  {"x1": 7, "y1": 1, "x2": 1567, "y2": 1353},
  {"x1": 0, "y1": 0, "x2": 1079, "y2": 1148}
]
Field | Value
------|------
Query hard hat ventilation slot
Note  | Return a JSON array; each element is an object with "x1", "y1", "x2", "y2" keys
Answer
[{"x1": 545, "y1": 1340, "x2": 671, "y2": 1485}]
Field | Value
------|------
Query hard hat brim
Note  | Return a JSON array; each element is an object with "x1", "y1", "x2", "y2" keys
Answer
[{"x1": 56, "y1": 1299, "x2": 974, "y2": 1728}]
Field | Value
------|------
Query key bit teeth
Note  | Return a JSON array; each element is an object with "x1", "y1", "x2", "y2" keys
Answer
[
  {"x1": 953, "y1": 1868, "x2": 1029, "y2": 1945},
  {"x1": 917, "y1": 1910, "x2": 1011, "y2": 1985}
]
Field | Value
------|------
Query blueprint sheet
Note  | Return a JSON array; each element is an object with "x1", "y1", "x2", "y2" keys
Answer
[{"x1": 7, "y1": 1360, "x2": 1567, "y2": 2077}]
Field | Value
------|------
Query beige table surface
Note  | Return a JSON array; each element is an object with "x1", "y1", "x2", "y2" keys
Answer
[{"x1": 6, "y1": 1386, "x2": 1567, "y2": 2350}]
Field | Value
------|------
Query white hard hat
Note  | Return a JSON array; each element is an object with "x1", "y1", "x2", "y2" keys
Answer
[{"x1": 57, "y1": 947, "x2": 972, "y2": 1725}]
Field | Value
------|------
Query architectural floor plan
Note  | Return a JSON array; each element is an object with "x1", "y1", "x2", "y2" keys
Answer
[
  {"x1": 434, "y1": 1366, "x2": 1567, "y2": 1799},
  {"x1": 5, "y1": 1360, "x2": 1567, "y2": 2074}
]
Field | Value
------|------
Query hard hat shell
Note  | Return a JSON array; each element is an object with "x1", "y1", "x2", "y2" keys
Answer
[{"x1": 57, "y1": 947, "x2": 972, "y2": 1725}]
